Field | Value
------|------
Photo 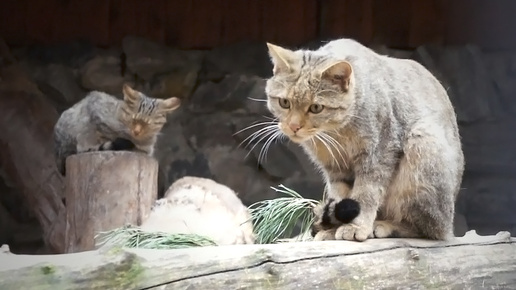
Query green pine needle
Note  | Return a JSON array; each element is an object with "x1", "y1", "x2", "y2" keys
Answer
[
  {"x1": 95, "y1": 225, "x2": 217, "y2": 250},
  {"x1": 248, "y1": 184, "x2": 320, "y2": 244},
  {"x1": 95, "y1": 184, "x2": 320, "y2": 248}
]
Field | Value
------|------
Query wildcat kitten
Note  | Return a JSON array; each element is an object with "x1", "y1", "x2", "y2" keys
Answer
[
  {"x1": 54, "y1": 84, "x2": 180, "y2": 175},
  {"x1": 264, "y1": 39, "x2": 464, "y2": 241},
  {"x1": 139, "y1": 176, "x2": 255, "y2": 245}
]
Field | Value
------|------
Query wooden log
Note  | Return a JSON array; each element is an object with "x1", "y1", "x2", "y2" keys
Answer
[
  {"x1": 0, "y1": 231, "x2": 514, "y2": 289},
  {"x1": 65, "y1": 151, "x2": 158, "y2": 253}
]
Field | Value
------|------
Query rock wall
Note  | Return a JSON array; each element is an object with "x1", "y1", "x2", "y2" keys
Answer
[{"x1": 1, "y1": 36, "x2": 515, "y2": 252}]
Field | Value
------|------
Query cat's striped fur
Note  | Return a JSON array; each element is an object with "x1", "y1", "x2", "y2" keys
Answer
[
  {"x1": 53, "y1": 84, "x2": 180, "y2": 175},
  {"x1": 264, "y1": 39, "x2": 464, "y2": 241}
]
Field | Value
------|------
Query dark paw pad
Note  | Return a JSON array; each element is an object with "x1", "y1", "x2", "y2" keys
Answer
[{"x1": 334, "y1": 198, "x2": 360, "y2": 223}]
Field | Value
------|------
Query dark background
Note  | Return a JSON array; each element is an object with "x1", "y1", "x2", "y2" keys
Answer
[
  {"x1": 0, "y1": 0, "x2": 515, "y2": 253},
  {"x1": 2, "y1": 0, "x2": 516, "y2": 51}
]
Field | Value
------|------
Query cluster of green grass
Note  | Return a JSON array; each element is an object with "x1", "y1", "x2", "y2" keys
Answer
[
  {"x1": 96, "y1": 184, "x2": 319, "y2": 249},
  {"x1": 95, "y1": 225, "x2": 217, "y2": 250},
  {"x1": 248, "y1": 184, "x2": 319, "y2": 244}
]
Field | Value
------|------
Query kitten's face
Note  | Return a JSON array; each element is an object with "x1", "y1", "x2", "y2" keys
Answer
[
  {"x1": 265, "y1": 43, "x2": 355, "y2": 144},
  {"x1": 119, "y1": 84, "x2": 181, "y2": 139}
]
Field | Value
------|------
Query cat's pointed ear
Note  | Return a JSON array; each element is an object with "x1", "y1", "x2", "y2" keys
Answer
[
  {"x1": 266, "y1": 43, "x2": 295, "y2": 75},
  {"x1": 160, "y1": 97, "x2": 181, "y2": 112},
  {"x1": 122, "y1": 83, "x2": 141, "y2": 106},
  {"x1": 320, "y1": 61, "x2": 353, "y2": 92}
]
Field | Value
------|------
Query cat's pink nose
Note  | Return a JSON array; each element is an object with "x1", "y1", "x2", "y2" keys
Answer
[{"x1": 289, "y1": 123, "x2": 302, "y2": 133}]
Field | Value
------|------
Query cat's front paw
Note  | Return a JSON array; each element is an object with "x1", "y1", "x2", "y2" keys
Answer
[
  {"x1": 335, "y1": 218, "x2": 373, "y2": 242},
  {"x1": 313, "y1": 229, "x2": 336, "y2": 241}
]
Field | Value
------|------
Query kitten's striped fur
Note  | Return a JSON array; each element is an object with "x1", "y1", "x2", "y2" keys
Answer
[
  {"x1": 53, "y1": 84, "x2": 180, "y2": 175},
  {"x1": 265, "y1": 39, "x2": 464, "y2": 241}
]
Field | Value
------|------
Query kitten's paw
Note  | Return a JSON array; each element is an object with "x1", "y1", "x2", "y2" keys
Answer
[
  {"x1": 335, "y1": 220, "x2": 373, "y2": 242},
  {"x1": 313, "y1": 229, "x2": 336, "y2": 241},
  {"x1": 372, "y1": 220, "x2": 396, "y2": 238}
]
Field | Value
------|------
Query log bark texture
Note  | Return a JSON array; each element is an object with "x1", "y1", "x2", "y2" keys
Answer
[
  {"x1": 0, "y1": 230, "x2": 514, "y2": 289},
  {"x1": 65, "y1": 151, "x2": 158, "y2": 253}
]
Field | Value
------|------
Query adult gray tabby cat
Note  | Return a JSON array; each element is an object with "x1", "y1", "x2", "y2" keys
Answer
[
  {"x1": 54, "y1": 84, "x2": 180, "y2": 175},
  {"x1": 264, "y1": 38, "x2": 464, "y2": 241}
]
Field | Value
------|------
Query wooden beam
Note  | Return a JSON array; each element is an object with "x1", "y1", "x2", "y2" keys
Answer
[{"x1": 0, "y1": 231, "x2": 514, "y2": 289}]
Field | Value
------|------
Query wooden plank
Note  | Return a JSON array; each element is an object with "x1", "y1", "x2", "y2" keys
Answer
[
  {"x1": 4, "y1": 0, "x2": 516, "y2": 51},
  {"x1": 25, "y1": 0, "x2": 55, "y2": 44},
  {"x1": 319, "y1": 0, "x2": 374, "y2": 44},
  {"x1": 444, "y1": 0, "x2": 516, "y2": 50},
  {"x1": 0, "y1": 0, "x2": 28, "y2": 45},
  {"x1": 109, "y1": 0, "x2": 166, "y2": 46},
  {"x1": 162, "y1": 1, "x2": 188, "y2": 46},
  {"x1": 408, "y1": 0, "x2": 445, "y2": 47},
  {"x1": 51, "y1": 0, "x2": 110, "y2": 46},
  {"x1": 371, "y1": 0, "x2": 412, "y2": 47},
  {"x1": 0, "y1": 231, "x2": 514, "y2": 289},
  {"x1": 221, "y1": 0, "x2": 262, "y2": 45},
  {"x1": 261, "y1": 0, "x2": 317, "y2": 46},
  {"x1": 164, "y1": 0, "x2": 223, "y2": 49}
]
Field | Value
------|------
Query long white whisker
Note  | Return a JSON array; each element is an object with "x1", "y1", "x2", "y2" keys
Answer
[
  {"x1": 237, "y1": 125, "x2": 276, "y2": 148},
  {"x1": 310, "y1": 137, "x2": 316, "y2": 148},
  {"x1": 346, "y1": 114, "x2": 366, "y2": 121},
  {"x1": 233, "y1": 121, "x2": 278, "y2": 136},
  {"x1": 245, "y1": 129, "x2": 278, "y2": 159},
  {"x1": 274, "y1": 132, "x2": 284, "y2": 144},
  {"x1": 321, "y1": 132, "x2": 348, "y2": 168},
  {"x1": 315, "y1": 134, "x2": 338, "y2": 168},
  {"x1": 258, "y1": 131, "x2": 281, "y2": 164},
  {"x1": 247, "y1": 97, "x2": 267, "y2": 102},
  {"x1": 238, "y1": 125, "x2": 278, "y2": 149},
  {"x1": 315, "y1": 88, "x2": 341, "y2": 95},
  {"x1": 324, "y1": 132, "x2": 347, "y2": 154},
  {"x1": 261, "y1": 115, "x2": 278, "y2": 121}
]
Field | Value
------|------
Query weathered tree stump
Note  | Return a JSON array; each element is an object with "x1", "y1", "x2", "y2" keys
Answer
[
  {"x1": 0, "y1": 231, "x2": 514, "y2": 289},
  {"x1": 65, "y1": 151, "x2": 158, "y2": 253}
]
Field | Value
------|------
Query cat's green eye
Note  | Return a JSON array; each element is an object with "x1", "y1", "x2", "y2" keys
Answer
[
  {"x1": 309, "y1": 104, "x2": 324, "y2": 114},
  {"x1": 278, "y1": 98, "x2": 290, "y2": 109}
]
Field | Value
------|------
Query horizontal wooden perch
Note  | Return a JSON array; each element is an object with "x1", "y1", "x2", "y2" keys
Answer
[{"x1": 0, "y1": 230, "x2": 515, "y2": 289}]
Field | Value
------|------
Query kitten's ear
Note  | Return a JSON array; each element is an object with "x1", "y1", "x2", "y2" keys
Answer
[
  {"x1": 122, "y1": 83, "x2": 141, "y2": 105},
  {"x1": 321, "y1": 61, "x2": 353, "y2": 92},
  {"x1": 266, "y1": 43, "x2": 295, "y2": 75},
  {"x1": 160, "y1": 97, "x2": 181, "y2": 112}
]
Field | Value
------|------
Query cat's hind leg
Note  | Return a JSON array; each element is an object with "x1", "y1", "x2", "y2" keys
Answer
[
  {"x1": 381, "y1": 126, "x2": 462, "y2": 240},
  {"x1": 369, "y1": 220, "x2": 420, "y2": 238},
  {"x1": 76, "y1": 130, "x2": 102, "y2": 153}
]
